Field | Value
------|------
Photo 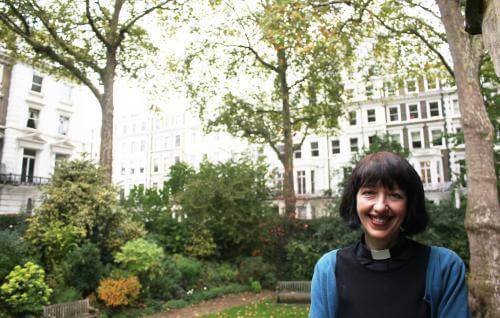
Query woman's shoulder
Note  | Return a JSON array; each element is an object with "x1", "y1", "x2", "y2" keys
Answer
[
  {"x1": 427, "y1": 245, "x2": 466, "y2": 275},
  {"x1": 429, "y1": 246, "x2": 465, "y2": 264},
  {"x1": 315, "y1": 249, "x2": 340, "y2": 270}
]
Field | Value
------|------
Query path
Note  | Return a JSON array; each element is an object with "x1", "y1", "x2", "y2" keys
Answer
[{"x1": 147, "y1": 291, "x2": 274, "y2": 318}]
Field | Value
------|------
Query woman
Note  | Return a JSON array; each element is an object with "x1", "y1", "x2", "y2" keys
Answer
[{"x1": 309, "y1": 151, "x2": 470, "y2": 318}]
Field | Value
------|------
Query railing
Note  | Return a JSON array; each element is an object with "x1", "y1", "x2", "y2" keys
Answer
[{"x1": 0, "y1": 173, "x2": 50, "y2": 186}]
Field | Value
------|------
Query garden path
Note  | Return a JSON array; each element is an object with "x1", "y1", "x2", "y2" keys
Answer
[{"x1": 147, "y1": 291, "x2": 274, "y2": 318}]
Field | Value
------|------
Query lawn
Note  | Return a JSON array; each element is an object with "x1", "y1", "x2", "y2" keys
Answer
[{"x1": 201, "y1": 299, "x2": 309, "y2": 318}]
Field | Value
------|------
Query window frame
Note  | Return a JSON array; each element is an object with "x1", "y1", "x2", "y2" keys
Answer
[
  {"x1": 350, "y1": 137, "x2": 359, "y2": 152},
  {"x1": 26, "y1": 108, "x2": 40, "y2": 129},
  {"x1": 348, "y1": 111, "x2": 357, "y2": 126},
  {"x1": 331, "y1": 139, "x2": 340, "y2": 154},
  {"x1": 310, "y1": 141, "x2": 319, "y2": 157},
  {"x1": 407, "y1": 103, "x2": 420, "y2": 120},
  {"x1": 366, "y1": 109, "x2": 376, "y2": 123},
  {"x1": 388, "y1": 105, "x2": 400, "y2": 122},
  {"x1": 427, "y1": 100, "x2": 441, "y2": 117},
  {"x1": 405, "y1": 79, "x2": 418, "y2": 94},
  {"x1": 410, "y1": 130, "x2": 423, "y2": 149},
  {"x1": 31, "y1": 74, "x2": 43, "y2": 93},
  {"x1": 430, "y1": 128, "x2": 444, "y2": 147}
]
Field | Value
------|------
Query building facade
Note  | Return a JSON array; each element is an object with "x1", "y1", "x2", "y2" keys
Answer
[{"x1": 0, "y1": 58, "x2": 100, "y2": 214}]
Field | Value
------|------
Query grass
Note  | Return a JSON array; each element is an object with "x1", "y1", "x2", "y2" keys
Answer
[{"x1": 201, "y1": 299, "x2": 309, "y2": 318}]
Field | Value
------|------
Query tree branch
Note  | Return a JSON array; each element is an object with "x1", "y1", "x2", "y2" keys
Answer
[
  {"x1": 120, "y1": 0, "x2": 174, "y2": 34},
  {"x1": 215, "y1": 42, "x2": 279, "y2": 72},
  {"x1": 85, "y1": 0, "x2": 108, "y2": 46}
]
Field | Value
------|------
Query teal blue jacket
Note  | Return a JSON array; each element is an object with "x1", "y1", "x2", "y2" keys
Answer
[{"x1": 309, "y1": 246, "x2": 470, "y2": 318}]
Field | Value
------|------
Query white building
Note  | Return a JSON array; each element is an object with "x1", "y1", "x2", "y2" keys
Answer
[
  {"x1": 113, "y1": 75, "x2": 467, "y2": 219},
  {"x1": 0, "y1": 54, "x2": 101, "y2": 214}
]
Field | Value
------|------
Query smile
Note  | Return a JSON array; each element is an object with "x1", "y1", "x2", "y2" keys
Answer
[{"x1": 369, "y1": 214, "x2": 393, "y2": 226}]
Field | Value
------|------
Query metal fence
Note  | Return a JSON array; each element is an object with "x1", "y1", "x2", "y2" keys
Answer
[{"x1": 0, "y1": 173, "x2": 50, "y2": 186}]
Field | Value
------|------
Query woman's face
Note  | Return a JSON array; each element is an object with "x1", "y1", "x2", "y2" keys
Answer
[{"x1": 356, "y1": 184, "x2": 407, "y2": 250}]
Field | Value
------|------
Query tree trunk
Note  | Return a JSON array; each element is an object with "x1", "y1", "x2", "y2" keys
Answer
[
  {"x1": 277, "y1": 48, "x2": 296, "y2": 219},
  {"x1": 99, "y1": 54, "x2": 117, "y2": 183},
  {"x1": 436, "y1": 1, "x2": 500, "y2": 316}
]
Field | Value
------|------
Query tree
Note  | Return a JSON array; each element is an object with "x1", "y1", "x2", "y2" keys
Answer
[
  {"x1": 178, "y1": 157, "x2": 273, "y2": 259},
  {"x1": 344, "y1": 1, "x2": 499, "y2": 315},
  {"x1": 179, "y1": 0, "x2": 367, "y2": 218},
  {"x1": 24, "y1": 160, "x2": 144, "y2": 271},
  {"x1": 0, "y1": 0, "x2": 178, "y2": 181}
]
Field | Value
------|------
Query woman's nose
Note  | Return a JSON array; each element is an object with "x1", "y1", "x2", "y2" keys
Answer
[{"x1": 374, "y1": 195, "x2": 387, "y2": 212}]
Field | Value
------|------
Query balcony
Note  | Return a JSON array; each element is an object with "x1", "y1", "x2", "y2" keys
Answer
[{"x1": 0, "y1": 173, "x2": 50, "y2": 186}]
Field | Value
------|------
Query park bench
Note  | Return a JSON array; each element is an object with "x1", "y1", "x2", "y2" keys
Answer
[
  {"x1": 276, "y1": 280, "x2": 311, "y2": 304},
  {"x1": 43, "y1": 298, "x2": 99, "y2": 318}
]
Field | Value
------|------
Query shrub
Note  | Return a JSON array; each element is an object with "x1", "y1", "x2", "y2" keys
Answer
[
  {"x1": 143, "y1": 257, "x2": 182, "y2": 301},
  {"x1": 203, "y1": 262, "x2": 238, "y2": 288},
  {"x1": 0, "y1": 262, "x2": 52, "y2": 316},
  {"x1": 285, "y1": 240, "x2": 321, "y2": 280},
  {"x1": 238, "y1": 257, "x2": 277, "y2": 289},
  {"x1": 185, "y1": 227, "x2": 217, "y2": 258},
  {"x1": 51, "y1": 286, "x2": 81, "y2": 303},
  {"x1": 97, "y1": 276, "x2": 141, "y2": 307},
  {"x1": 173, "y1": 255, "x2": 203, "y2": 290},
  {"x1": 0, "y1": 214, "x2": 28, "y2": 233},
  {"x1": 63, "y1": 242, "x2": 106, "y2": 295},
  {"x1": 250, "y1": 280, "x2": 262, "y2": 293},
  {"x1": 0, "y1": 230, "x2": 31, "y2": 281},
  {"x1": 115, "y1": 238, "x2": 165, "y2": 275}
]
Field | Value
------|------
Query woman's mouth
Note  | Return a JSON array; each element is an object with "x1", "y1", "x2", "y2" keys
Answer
[{"x1": 369, "y1": 214, "x2": 393, "y2": 226}]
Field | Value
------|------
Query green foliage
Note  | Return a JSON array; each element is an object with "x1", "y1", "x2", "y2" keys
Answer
[
  {"x1": 62, "y1": 242, "x2": 107, "y2": 296},
  {"x1": 50, "y1": 286, "x2": 81, "y2": 304},
  {"x1": 203, "y1": 262, "x2": 238, "y2": 288},
  {"x1": 179, "y1": 157, "x2": 273, "y2": 259},
  {"x1": 185, "y1": 227, "x2": 217, "y2": 258},
  {"x1": 25, "y1": 160, "x2": 143, "y2": 269},
  {"x1": 237, "y1": 257, "x2": 277, "y2": 289},
  {"x1": 285, "y1": 240, "x2": 321, "y2": 280},
  {"x1": 122, "y1": 185, "x2": 187, "y2": 254},
  {"x1": 173, "y1": 255, "x2": 203, "y2": 290},
  {"x1": 164, "y1": 162, "x2": 195, "y2": 196},
  {"x1": 0, "y1": 214, "x2": 28, "y2": 233},
  {"x1": 250, "y1": 280, "x2": 262, "y2": 293},
  {"x1": 414, "y1": 201, "x2": 469, "y2": 267},
  {"x1": 0, "y1": 262, "x2": 52, "y2": 316},
  {"x1": 115, "y1": 238, "x2": 165, "y2": 275},
  {"x1": 0, "y1": 230, "x2": 31, "y2": 281}
]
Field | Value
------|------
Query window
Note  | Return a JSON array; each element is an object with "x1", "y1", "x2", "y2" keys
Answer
[
  {"x1": 331, "y1": 140, "x2": 340, "y2": 154},
  {"x1": 21, "y1": 149, "x2": 36, "y2": 183},
  {"x1": 420, "y1": 161, "x2": 431, "y2": 184},
  {"x1": 384, "y1": 81, "x2": 396, "y2": 96},
  {"x1": 174, "y1": 156, "x2": 180, "y2": 163},
  {"x1": 408, "y1": 104, "x2": 419, "y2": 119},
  {"x1": 406, "y1": 79, "x2": 417, "y2": 93},
  {"x1": 140, "y1": 167, "x2": 144, "y2": 174},
  {"x1": 436, "y1": 161, "x2": 442, "y2": 183},
  {"x1": 31, "y1": 74, "x2": 43, "y2": 93},
  {"x1": 26, "y1": 108, "x2": 39, "y2": 129},
  {"x1": 458, "y1": 159, "x2": 467, "y2": 186},
  {"x1": 152, "y1": 182, "x2": 158, "y2": 189},
  {"x1": 389, "y1": 106, "x2": 399, "y2": 122},
  {"x1": 61, "y1": 84, "x2": 72, "y2": 102},
  {"x1": 130, "y1": 166, "x2": 135, "y2": 174},
  {"x1": 310, "y1": 170, "x2": 315, "y2": 194},
  {"x1": 389, "y1": 133, "x2": 401, "y2": 145},
  {"x1": 452, "y1": 99, "x2": 460, "y2": 115},
  {"x1": 429, "y1": 101, "x2": 440, "y2": 117},
  {"x1": 311, "y1": 142, "x2": 319, "y2": 157},
  {"x1": 349, "y1": 111, "x2": 357, "y2": 125},
  {"x1": 365, "y1": 84, "x2": 373, "y2": 98},
  {"x1": 276, "y1": 172, "x2": 284, "y2": 191},
  {"x1": 345, "y1": 88, "x2": 354, "y2": 100},
  {"x1": 297, "y1": 170, "x2": 306, "y2": 194},
  {"x1": 153, "y1": 159, "x2": 159, "y2": 173},
  {"x1": 130, "y1": 141, "x2": 136, "y2": 153},
  {"x1": 55, "y1": 153, "x2": 69, "y2": 167},
  {"x1": 121, "y1": 165, "x2": 125, "y2": 175},
  {"x1": 431, "y1": 129, "x2": 443, "y2": 146},
  {"x1": 426, "y1": 76, "x2": 438, "y2": 90},
  {"x1": 411, "y1": 131, "x2": 422, "y2": 149},
  {"x1": 294, "y1": 147, "x2": 302, "y2": 159},
  {"x1": 57, "y1": 115, "x2": 69, "y2": 135},
  {"x1": 367, "y1": 109, "x2": 376, "y2": 123},
  {"x1": 350, "y1": 137, "x2": 358, "y2": 152},
  {"x1": 175, "y1": 135, "x2": 181, "y2": 147},
  {"x1": 140, "y1": 140, "x2": 146, "y2": 152},
  {"x1": 368, "y1": 135, "x2": 376, "y2": 147}
]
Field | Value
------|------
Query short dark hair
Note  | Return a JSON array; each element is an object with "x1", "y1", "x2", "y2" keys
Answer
[{"x1": 339, "y1": 151, "x2": 428, "y2": 235}]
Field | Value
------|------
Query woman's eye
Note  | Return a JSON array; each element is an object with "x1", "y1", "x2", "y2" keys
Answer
[{"x1": 389, "y1": 193, "x2": 403, "y2": 199}]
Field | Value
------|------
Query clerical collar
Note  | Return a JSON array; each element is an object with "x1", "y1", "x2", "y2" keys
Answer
[
  {"x1": 353, "y1": 235, "x2": 415, "y2": 271},
  {"x1": 370, "y1": 248, "x2": 391, "y2": 260}
]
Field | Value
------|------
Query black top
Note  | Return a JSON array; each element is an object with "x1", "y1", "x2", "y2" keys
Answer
[{"x1": 336, "y1": 237, "x2": 431, "y2": 318}]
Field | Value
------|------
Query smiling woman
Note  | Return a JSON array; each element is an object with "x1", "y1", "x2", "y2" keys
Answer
[{"x1": 309, "y1": 152, "x2": 470, "y2": 318}]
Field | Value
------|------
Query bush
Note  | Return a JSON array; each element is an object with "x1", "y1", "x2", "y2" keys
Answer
[
  {"x1": 0, "y1": 214, "x2": 28, "y2": 233},
  {"x1": 143, "y1": 257, "x2": 182, "y2": 301},
  {"x1": 0, "y1": 262, "x2": 52, "y2": 316},
  {"x1": 285, "y1": 240, "x2": 321, "y2": 280},
  {"x1": 250, "y1": 280, "x2": 262, "y2": 293},
  {"x1": 51, "y1": 286, "x2": 81, "y2": 303},
  {"x1": 173, "y1": 255, "x2": 203, "y2": 290},
  {"x1": 0, "y1": 230, "x2": 31, "y2": 281},
  {"x1": 115, "y1": 238, "x2": 165, "y2": 274},
  {"x1": 203, "y1": 262, "x2": 238, "y2": 288},
  {"x1": 63, "y1": 242, "x2": 106, "y2": 295},
  {"x1": 97, "y1": 276, "x2": 141, "y2": 308},
  {"x1": 238, "y1": 257, "x2": 277, "y2": 289}
]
